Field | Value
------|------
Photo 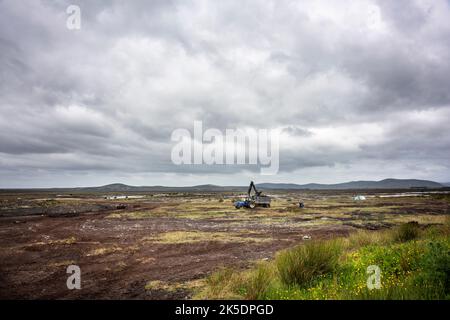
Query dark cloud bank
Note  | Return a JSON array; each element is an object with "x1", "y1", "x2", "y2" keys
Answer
[{"x1": 1, "y1": 0, "x2": 449, "y2": 187}]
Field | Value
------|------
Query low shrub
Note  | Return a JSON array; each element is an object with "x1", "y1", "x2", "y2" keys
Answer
[
  {"x1": 243, "y1": 262, "x2": 275, "y2": 299},
  {"x1": 276, "y1": 240, "x2": 342, "y2": 287},
  {"x1": 394, "y1": 222, "x2": 420, "y2": 242}
]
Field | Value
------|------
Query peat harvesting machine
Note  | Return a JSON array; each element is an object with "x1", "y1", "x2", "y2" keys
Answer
[{"x1": 234, "y1": 181, "x2": 271, "y2": 209}]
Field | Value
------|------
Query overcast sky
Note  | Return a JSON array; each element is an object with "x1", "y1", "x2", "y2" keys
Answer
[{"x1": 1, "y1": 0, "x2": 450, "y2": 187}]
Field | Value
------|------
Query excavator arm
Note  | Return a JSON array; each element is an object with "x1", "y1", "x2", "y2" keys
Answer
[{"x1": 247, "y1": 181, "x2": 261, "y2": 198}]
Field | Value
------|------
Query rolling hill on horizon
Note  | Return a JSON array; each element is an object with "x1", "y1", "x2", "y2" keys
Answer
[
  {"x1": 257, "y1": 178, "x2": 443, "y2": 190},
  {"x1": 1, "y1": 178, "x2": 445, "y2": 192}
]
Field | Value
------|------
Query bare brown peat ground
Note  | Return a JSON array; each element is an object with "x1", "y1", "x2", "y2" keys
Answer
[{"x1": 0, "y1": 190, "x2": 448, "y2": 299}]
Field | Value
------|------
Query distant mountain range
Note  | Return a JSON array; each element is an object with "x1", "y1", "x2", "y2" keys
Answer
[
  {"x1": 78, "y1": 183, "x2": 235, "y2": 192},
  {"x1": 3, "y1": 178, "x2": 445, "y2": 192},
  {"x1": 257, "y1": 179, "x2": 443, "y2": 190}
]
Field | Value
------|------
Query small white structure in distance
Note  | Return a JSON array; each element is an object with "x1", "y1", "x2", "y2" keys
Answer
[{"x1": 353, "y1": 195, "x2": 366, "y2": 201}]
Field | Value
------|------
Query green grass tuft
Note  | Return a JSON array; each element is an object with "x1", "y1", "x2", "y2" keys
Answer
[
  {"x1": 276, "y1": 240, "x2": 342, "y2": 287},
  {"x1": 242, "y1": 262, "x2": 275, "y2": 299},
  {"x1": 394, "y1": 222, "x2": 421, "y2": 242}
]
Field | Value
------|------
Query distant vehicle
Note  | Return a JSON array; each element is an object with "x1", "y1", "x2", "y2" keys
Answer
[
  {"x1": 234, "y1": 181, "x2": 271, "y2": 209},
  {"x1": 353, "y1": 195, "x2": 366, "y2": 201}
]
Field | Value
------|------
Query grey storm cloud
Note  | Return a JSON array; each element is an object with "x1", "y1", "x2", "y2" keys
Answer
[{"x1": 1, "y1": 0, "x2": 450, "y2": 187}]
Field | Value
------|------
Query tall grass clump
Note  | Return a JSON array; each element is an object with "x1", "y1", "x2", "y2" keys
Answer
[
  {"x1": 200, "y1": 267, "x2": 243, "y2": 299},
  {"x1": 394, "y1": 222, "x2": 421, "y2": 242},
  {"x1": 242, "y1": 262, "x2": 275, "y2": 299},
  {"x1": 276, "y1": 240, "x2": 342, "y2": 287}
]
